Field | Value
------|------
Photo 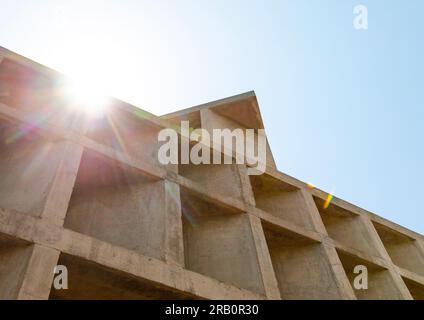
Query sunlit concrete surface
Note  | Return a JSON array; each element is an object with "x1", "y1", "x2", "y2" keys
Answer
[{"x1": 0, "y1": 46, "x2": 423, "y2": 300}]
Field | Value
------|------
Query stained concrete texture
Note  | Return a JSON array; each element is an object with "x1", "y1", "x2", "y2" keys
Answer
[
  {"x1": 0, "y1": 46, "x2": 423, "y2": 300},
  {"x1": 0, "y1": 235, "x2": 33, "y2": 299},
  {"x1": 250, "y1": 174, "x2": 315, "y2": 230},
  {"x1": 262, "y1": 222, "x2": 341, "y2": 299},
  {"x1": 50, "y1": 254, "x2": 197, "y2": 300},
  {"x1": 85, "y1": 108, "x2": 163, "y2": 167},
  {"x1": 183, "y1": 211, "x2": 265, "y2": 295},
  {"x1": 0, "y1": 119, "x2": 62, "y2": 217},
  {"x1": 402, "y1": 278, "x2": 424, "y2": 300},
  {"x1": 314, "y1": 197, "x2": 381, "y2": 258},
  {"x1": 179, "y1": 162, "x2": 243, "y2": 201},
  {"x1": 337, "y1": 250, "x2": 404, "y2": 300},
  {"x1": 373, "y1": 223, "x2": 424, "y2": 277},
  {"x1": 64, "y1": 150, "x2": 167, "y2": 260}
]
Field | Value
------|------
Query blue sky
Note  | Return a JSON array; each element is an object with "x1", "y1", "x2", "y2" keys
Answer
[{"x1": 1, "y1": 0, "x2": 423, "y2": 233}]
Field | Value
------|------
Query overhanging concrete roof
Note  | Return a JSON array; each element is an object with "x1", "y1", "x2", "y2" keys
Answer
[{"x1": 0, "y1": 46, "x2": 265, "y2": 131}]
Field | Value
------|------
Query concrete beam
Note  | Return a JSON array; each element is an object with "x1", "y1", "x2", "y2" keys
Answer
[
  {"x1": 41, "y1": 141, "x2": 83, "y2": 226},
  {"x1": 0, "y1": 102, "x2": 166, "y2": 181},
  {"x1": 300, "y1": 189, "x2": 356, "y2": 299},
  {"x1": 321, "y1": 243, "x2": 357, "y2": 300},
  {"x1": 299, "y1": 189, "x2": 328, "y2": 234},
  {"x1": 176, "y1": 174, "x2": 246, "y2": 213},
  {"x1": 164, "y1": 180, "x2": 184, "y2": 266},
  {"x1": 330, "y1": 238, "x2": 390, "y2": 269},
  {"x1": 236, "y1": 165, "x2": 256, "y2": 206},
  {"x1": 248, "y1": 214, "x2": 281, "y2": 299},
  {"x1": 359, "y1": 215, "x2": 413, "y2": 300},
  {"x1": 396, "y1": 266, "x2": 424, "y2": 287},
  {"x1": 0, "y1": 207, "x2": 264, "y2": 300},
  {"x1": 249, "y1": 206, "x2": 322, "y2": 244},
  {"x1": 415, "y1": 238, "x2": 424, "y2": 258},
  {"x1": 17, "y1": 244, "x2": 60, "y2": 300}
]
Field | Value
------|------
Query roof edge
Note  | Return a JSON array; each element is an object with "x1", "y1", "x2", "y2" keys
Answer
[{"x1": 160, "y1": 91, "x2": 256, "y2": 119}]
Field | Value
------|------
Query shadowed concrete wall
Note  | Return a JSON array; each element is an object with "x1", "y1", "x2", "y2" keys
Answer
[
  {"x1": 65, "y1": 150, "x2": 168, "y2": 260},
  {"x1": 315, "y1": 198, "x2": 381, "y2": 258},
  {"x1": 403, "y1": 278, "x2": 424, "y2": 300},
  {"x1": 263, "y1": 223, "x2": 342, "y2": 300},
  {"x1": 183, "y1": 213, "x2": 265, "y2": 295},
  {"x1": 50, "y1": 254, "x2": 196, "y2": 300},
  {"x1": 250, "y1": 174, "x2": 315, "y2": 230},
  {"x1": 0, "y1": 238, "x2": 33, "y2": 299},
  {"x1": 0, "y1": 124, "x2": 61, "y2": 217},
  {"x1": 179, "y1": 163, "x2": 243, "y2": 201},
  {"x1": 85, "y1": 108, "x2": 162, "y2": 166},
  {"x1": 337, "y1": 250, "x2": 404, "y2": 299},
  {"x1": 374, "y1": 223, "x2": 424, "y2": 277},
  {"x1": 65, "y1": 181, "x2": 166, "y2": 259}
]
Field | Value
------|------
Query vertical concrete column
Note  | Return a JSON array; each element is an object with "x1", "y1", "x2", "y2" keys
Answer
[
  {"x1": 358, "y1": 215, "x2": 413, "y2": 300},
  {"x1": 299, "y1": 189, "x2": 327, "y2": 234},
  {"x1": 321, "y1": 242, "x2": 357, "y2": 299},
  {"x1": 416, "y1": 238, "x2": 424, "y2": 257},
  {"x1": 248, "y1": 214, "x2": 281, "y2": 299},
  {"x1": 41, "y1": 140, "x2": 83, "y2": 226},
  {"x1": 200, "y1": 109, "x2": 222, "y2": 159},
  {"x1": 164, "y1": 180, "x2": 184, "y2": 266},
  {"x1": 300, "y1": 189, "x2": 356, "y2": 299},
  {"x1": 199, "y1": 109, "x2": 213, "y2": 133},
  {"x1": 17, "y1": 244, "x2": 60, "y2": 300},
  {"x1": 236, "y1": 165, "x2": 256, "y2": 206}
]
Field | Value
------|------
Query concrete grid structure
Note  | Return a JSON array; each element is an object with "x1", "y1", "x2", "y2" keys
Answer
[{"x1": 0, "y1": 46, "x2": 423, "y2": 300}]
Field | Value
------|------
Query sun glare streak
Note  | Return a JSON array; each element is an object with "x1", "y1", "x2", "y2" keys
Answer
[
  {"x1": 22, "y1": 143, "x2": 52, "y2": 179},
  {"x1": 105, "y1": 112, "x2": 129, "y2": 156},
  {"x1": 181, "y1": 197, "x2": 200, "y2": 228}
]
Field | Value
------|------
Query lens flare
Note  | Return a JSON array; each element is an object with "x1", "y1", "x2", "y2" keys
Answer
[
  {"x1": 64, "y1": 80, "x2": 109, "y2": 117},
  {"x1": 323, "y1": 193, "x2": 334, "y2": 209}
]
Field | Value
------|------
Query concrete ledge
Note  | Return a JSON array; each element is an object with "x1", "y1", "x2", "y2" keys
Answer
[{"x1": 0, "y1": 207, "x2": 264, "y2": 300}]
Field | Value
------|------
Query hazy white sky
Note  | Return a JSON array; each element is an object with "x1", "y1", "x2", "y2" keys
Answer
[{"x1": 1, "y1": 0, "x2": 423, "y2": 233}]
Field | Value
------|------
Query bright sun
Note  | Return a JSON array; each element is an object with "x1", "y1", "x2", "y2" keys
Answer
[{"x1": 64, "y1": 79, "x2": 109, "y2": 117}]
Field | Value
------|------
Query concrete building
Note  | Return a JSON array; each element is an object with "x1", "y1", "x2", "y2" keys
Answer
[{"x1": 0, "y1": 46, "x2": 423, "y2": 300}]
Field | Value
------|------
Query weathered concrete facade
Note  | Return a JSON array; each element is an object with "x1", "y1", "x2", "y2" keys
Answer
[{"x1": 0, "y1": 46, "x2": 423, "y2": 300}]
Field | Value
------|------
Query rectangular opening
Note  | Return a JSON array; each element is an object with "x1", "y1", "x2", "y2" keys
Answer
[
  {"x1": 176, "y1": 114, "x2": 244, "y2": 198},
  {"x1": 402, "y1": 277, "x2": 424, "y2": 300},
  {"x1": 179, "y1": 162, "x2": 243, "y2": 201},
  {"x1": 49, "y1": 253, "x2": 196, "y2": 300},
  {"x1": 314, "y1": 197, "x2": 380, "y2": 257},
  {"x1": 262, "y1": 221, "x2": 341, "y2": 299},
  {"x1": 250, "y1": 174, "x2": 314, "y2": 230},
  {"x1": 181, "y1": 189, "x2": 264, "y2": 294},
  {"x1": 0, "y1": 234, "x2": 33, "y2": 299},
  {"x1": 163, "y1": 110, "x2": 202, "y2": 131},
  {"x1": 64, "y1": 149, "x2": 168, "y2": 260},
  {"x1": 373, "y1": 222, "x2": 424, "y2": 277},
  {"x1": 85, "y1": 106, "x2": 163, "y2": 166},
  {"x1": 0, "y1": 116, "x2": 62, "y2": 216},
  {"x1": 337, "y1": 249, "x2": 404, "y2": 299},
  {"x1": 202, "y1": 109, "x2": 276, "y2": 168}
]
